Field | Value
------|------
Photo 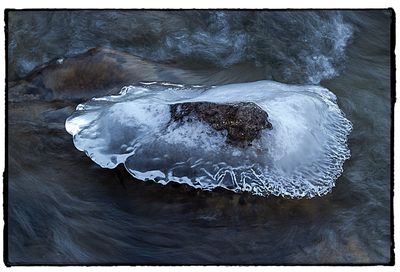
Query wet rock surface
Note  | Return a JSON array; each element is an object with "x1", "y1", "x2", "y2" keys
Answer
[
  {"x1": 170, "y1": 101, "x2": 273, "y2": 146},
  {"x1": 8, "y1": 47, "x2": 266, "y2": 103}
]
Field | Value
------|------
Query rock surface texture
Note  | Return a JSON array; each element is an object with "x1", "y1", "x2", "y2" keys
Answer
[{"x1": 170, "y1": 102, "x2": 273, "y2": 146}]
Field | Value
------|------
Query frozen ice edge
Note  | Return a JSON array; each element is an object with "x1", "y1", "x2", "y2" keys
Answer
[{"x1": 65, "y1": 80, "x2": 353, "y2": 198}]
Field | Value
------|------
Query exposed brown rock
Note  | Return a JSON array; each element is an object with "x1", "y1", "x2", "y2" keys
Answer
[{"x1": 170, "y1": 101, "x2": 272, "y2": 146}]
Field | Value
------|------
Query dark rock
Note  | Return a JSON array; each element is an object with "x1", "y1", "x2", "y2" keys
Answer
[{"x1": 170, "y1": 101, "x2": 272, "y2": 146}]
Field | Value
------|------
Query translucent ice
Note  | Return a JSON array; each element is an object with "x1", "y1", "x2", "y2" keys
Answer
[{"x1": 65, "y1": 80, "x2": 352, "y2": 198}]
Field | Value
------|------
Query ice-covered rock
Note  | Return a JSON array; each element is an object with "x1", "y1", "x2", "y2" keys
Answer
[
  {"x1": 65, "y1": 80, "x2": 352, "y2": 198},
  {"x1": 170, "y1": 101, "x2": 272, "y2": 146}
]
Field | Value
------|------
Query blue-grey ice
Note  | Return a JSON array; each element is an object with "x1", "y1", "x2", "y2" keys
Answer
[{"x1": 65, "y1": 80, "x2": 352, "y2": 198}]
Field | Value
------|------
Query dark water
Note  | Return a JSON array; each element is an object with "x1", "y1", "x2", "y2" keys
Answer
[
  {"x1": 6, "y1": 10, "x2": 393, "y2": 264},
  {"x1": 8, "y1": 10, "x2": 353, "y2": 84}
]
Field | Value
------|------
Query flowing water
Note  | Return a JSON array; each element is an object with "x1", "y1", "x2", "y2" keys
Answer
[{"x1": 6, "y1": 10, "x2": 393, "y2": 264}]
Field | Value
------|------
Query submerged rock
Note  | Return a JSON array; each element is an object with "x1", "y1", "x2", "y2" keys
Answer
[
  {"x1": 8, "y1": 47, "x2": 266, "y2": 103},
  {"x1": 170, "y1": 102, "x2": 272, "y2": 146}
]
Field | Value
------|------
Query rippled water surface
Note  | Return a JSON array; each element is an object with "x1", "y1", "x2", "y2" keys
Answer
[{"x1": 7, "y1": 10, "x2": 393, "y2": 264}]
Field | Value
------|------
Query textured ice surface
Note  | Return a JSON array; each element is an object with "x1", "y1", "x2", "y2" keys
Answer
[{"x1": 65, "y1": 81, "x2": 352, "y2": 198}]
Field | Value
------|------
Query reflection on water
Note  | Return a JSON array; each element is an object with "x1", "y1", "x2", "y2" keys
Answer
[{"x1": 7, "y1": 10, "x2": 393, "y2": 264}]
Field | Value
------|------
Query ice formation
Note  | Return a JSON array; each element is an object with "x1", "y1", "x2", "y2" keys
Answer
[{"x1": 65, "y1": 80, "x2": 352, "y2": 198}]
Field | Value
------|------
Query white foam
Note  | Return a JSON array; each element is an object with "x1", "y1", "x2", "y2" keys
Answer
[{"x1": 65, "y1": 80, "x2": 352, "y2": 198}]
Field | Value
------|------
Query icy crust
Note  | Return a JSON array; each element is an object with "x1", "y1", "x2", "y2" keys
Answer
[{"x1": 65, "y1": 80, "x2": 352, "y2": 198}]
